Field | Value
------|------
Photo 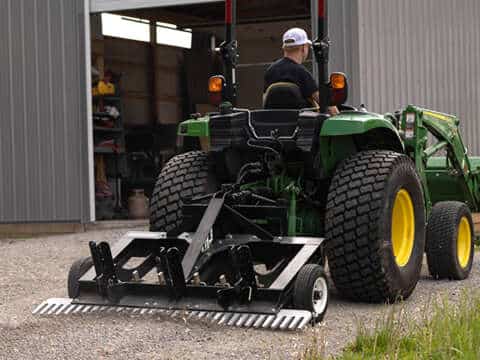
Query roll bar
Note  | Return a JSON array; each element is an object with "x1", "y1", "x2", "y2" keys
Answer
[{"x1": 219, "y1": 0, "x2": 330, "y2": 111}]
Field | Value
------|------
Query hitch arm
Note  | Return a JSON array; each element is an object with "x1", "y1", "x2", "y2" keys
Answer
[
  {"x1": 181, "y1": 196, "x2": 225, "y2": 279},
  {"x1": 89, "y1": 241, "x2": 120, "y2": 301}
]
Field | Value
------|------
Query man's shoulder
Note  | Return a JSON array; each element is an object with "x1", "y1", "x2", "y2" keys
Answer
[{"x1": 267, "y1": 58, "x2": 286, "y2": 70}]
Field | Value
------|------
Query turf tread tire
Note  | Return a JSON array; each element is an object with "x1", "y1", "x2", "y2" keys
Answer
[
  {"x1": 149, "y1": 151, "x2": 210, "y2": 233},
  {"x1": 325, "y1": 150, "x2": 426, "y2": 303},
  {"x1": 426, "y1": 201, "x2": 474, "y2": 280}
]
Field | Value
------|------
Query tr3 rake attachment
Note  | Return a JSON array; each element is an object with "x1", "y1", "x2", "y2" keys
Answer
[
  {"x1": 34, "y1": 195, "x2": 328, "y2": 331},
  {"x1": 33, "y1": 298, "x2": 313, "y2": 330}
]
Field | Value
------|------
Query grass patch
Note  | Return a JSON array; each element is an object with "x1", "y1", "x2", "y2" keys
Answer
[{"x1": 305, "y1": 291, "x2": 480, "y2": 359}]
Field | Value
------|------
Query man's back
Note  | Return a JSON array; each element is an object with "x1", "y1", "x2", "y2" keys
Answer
[{"x1": 264, "y1": 57, "x2": 318, "y2": 102}]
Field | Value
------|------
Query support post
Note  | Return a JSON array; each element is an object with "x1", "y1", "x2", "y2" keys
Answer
[
  {"x1": 222, "y1": 0, "x2": 238, "y2": 105},
  {"x1": 312, "y1": 0, "x2": 330, "y2": 113}
]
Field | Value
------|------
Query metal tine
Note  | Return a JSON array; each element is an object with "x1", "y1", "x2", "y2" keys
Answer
[
  {"x1": 227, "y1": 313, "x2": 241, "y2": 326},
  {"x1": 204, "y1": 311, "x2": 215, "y2": 321},
  {"x1": 90, "y1": 306, "x2": 100, "y2": 313},
  {"x1": 115, "y1": 307, "x2": 125, "y2": 313},
  {"x1": 298, "y1": 315, "x2": 312, "y2": 329},
  {"x1": 244, "y1": 314, "x2": 258, "y2": 328},
  {"x1": 63, "y1": 304, "x2": 77, "y2": 315},
  {"x1": 279, "y1": 316, "x2": 294, "y2": 330},
  {"x1": 82, "y1": 306, "x2": 92, "y2": 313},
  {"x1": 40, "y1": 303, "x2": 56, "y2": 315},
  {"x1": 187, "y1": 311, "x2": 199, "y2": 319},
  {"x1": 270, "y1": 315, "x2": 286, "y2": 330},
  {"x1": 32, "y1": 302, "x2": 48, "y2": 315},
  {"x1": 55, "y1": 303, "x2": 71, "y2": 315},
  {"x1": 212, "y1": 312, "x2": 223, "y2": 323},
  {"x1": 288, "y1": 316, "x2": 302, "y2": 330},
  {"x1": 98, "y1": 306, "x2": 108, "y2": 312},
  {"x1": 253, "y1": 315, "x2": 267, "y2": 328},
  {"x1": 196, "y1": 311, "x2": 207, "y2": 319},
  {"x1": 73, "y1": 305, "x2": 84, "y2": 314},
  {"x1": 33, "y1": 303, "x2": 48, "y2": 315},
  {"x1": 218, "y1": 313, "x2": 234, "y2": 325},
  {"x1": 235, "y1": 313, "x2": 250, "y2": 327},
  {"x1": 262, "y1": 315, "x2": 276, "y2": 329}
]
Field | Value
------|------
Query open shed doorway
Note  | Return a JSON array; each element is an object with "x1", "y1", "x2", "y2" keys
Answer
[{"x1": 88, "y1": 1, "x2": 311, "y2": 220}]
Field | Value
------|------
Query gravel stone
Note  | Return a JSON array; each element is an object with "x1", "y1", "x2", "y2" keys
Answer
[{"x1": 0, "y1": 229, "x2": 478, "y2": 359}]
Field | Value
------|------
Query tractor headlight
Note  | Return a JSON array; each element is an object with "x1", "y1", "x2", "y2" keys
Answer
[{"x1": 405, "y1": 113, "x2": 416, "y2": 139}]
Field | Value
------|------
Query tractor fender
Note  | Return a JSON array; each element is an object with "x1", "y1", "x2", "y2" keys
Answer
[
  {"x1": 320, "y1": 111, "x2": 401, "y2": 138},
  {"x1": 318, "y1": 111, "x2": 405, "y2": 176}
]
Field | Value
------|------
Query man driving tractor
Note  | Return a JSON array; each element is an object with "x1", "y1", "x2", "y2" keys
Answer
[{"x1": 264, "y1": 28, "x2": 339, "y2": 115}]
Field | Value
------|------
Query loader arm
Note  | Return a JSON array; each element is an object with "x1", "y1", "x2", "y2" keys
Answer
[{"x1": 401, "y1": 105, "x2": 480, "y2": 213}]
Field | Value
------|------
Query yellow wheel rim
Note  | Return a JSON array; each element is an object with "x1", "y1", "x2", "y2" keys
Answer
[
  {"x1": 457, "y1": 216, "x2": 472, "y2": 268},
  {"x1": 391, "y1": 189, "x2": 415, "y2": 267}
]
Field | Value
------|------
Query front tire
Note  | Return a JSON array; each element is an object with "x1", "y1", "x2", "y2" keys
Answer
[
  {"x1": 325, "y1": 150, "x2": 426, "y2": 303},
  {"x1": 426, "y1": 201, "x2": 474, "y2": 280}
]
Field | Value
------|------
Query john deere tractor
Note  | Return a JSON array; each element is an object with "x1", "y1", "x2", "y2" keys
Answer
[{"x1": 36, "y1": 0, "x2": 479, "y2": 330}]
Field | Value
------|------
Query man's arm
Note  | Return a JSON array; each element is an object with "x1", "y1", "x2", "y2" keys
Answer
[{"x1": 311, "y1": 91, "x2": 339, "y2": 115}]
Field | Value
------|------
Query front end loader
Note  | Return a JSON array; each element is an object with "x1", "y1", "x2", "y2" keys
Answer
[{"x1": 35, "y1": 0, "x2": 479, "y2": 330}]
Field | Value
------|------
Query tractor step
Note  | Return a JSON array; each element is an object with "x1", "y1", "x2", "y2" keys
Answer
[{"x1": 33, "y1": 298, "x2": 313, "y2": 330}]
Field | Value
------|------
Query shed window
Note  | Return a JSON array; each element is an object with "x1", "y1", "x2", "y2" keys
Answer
[{"x1": 101, "y1": 13, "x2": 150, "y2": 42}]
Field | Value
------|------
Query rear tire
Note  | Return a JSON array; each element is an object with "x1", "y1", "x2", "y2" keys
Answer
[
  {"x1": 68, "y1": 257, "x2": 93, "y2": 298},
  {"x1": 325, "y1": 150, "x2": 426, "y2": 303},
  {"x1": 149, "y1": 151, "x2": 213, "y2": 233},
  {"x1": 293, "y1": 264, "x2": 329, "y2": 323},
  {"x1": 426, "y1": 201, "x2": 474, "y2": 280}
]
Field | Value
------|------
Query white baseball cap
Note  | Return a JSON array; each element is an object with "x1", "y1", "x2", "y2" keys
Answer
[{"x1": 282, "y1": 28, "x2": 312, "y2": 48}]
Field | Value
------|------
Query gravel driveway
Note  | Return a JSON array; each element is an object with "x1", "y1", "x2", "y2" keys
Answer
[{"x1": 1, "y1": 229, "x2": 478, "y2": 360}]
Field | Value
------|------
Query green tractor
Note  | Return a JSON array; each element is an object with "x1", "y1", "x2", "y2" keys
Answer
[
  {"x1": 35, "y1": 0, "x2": 478, "y2": 330},
  {"x1": 151, "y1": 0, "x2": 477, "y2": 303}
]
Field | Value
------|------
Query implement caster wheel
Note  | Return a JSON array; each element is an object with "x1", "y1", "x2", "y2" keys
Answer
[
  {"x1": 68, "y1": 257, "x2": 93, "y2": 298},
  {"x1": 293, "y1": 264, "x2": 329, "y2": 323}
]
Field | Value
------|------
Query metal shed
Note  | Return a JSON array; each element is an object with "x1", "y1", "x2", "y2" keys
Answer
[{"x1": 0, "y1": 0, "x2": 479, "y2": 224}]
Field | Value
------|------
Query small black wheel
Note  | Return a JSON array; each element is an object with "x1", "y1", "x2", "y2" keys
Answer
[
  {"x1": 68, "y1": 257, "x2": 93, "y2": 298},
  {"x1": 426, "y1": 201, "x2": 474, "y2": 280},
  {"x1": 293, "y1": 264, "x2": 329, "y2": 323}
]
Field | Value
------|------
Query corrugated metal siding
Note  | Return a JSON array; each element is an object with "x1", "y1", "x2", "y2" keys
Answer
[
  {"x1": 0, "y1": 0, "x2": 89, "y2": 223},
  {"x1": 357, "y1": 0, "x2": 480, "y2": 154}
]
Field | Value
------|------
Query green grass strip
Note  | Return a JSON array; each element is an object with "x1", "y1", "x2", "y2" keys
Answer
[{"x1": 305, "y1": 291, "x2": 480, "y2": 360}]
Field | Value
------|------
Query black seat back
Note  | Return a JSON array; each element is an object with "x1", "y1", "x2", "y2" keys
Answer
[
  {"x1": 263, "y1": 82, "x2": 309, "y2": 109},
  {"x1": 250, "y1": 110, "x2": 299, "y2": 137}
]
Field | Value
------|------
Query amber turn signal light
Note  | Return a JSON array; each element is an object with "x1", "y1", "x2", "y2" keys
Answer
[
  {"x1": 208, "y1": 75, "x2": 225, "y2": 93},
  {"x1": 330, "y1": 73, "x2": 346, "y2": 90}
]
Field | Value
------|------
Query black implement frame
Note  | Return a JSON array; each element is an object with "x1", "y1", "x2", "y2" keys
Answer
[{"x1": 78, "y1": 195, "x2": 324, "y2": 315}]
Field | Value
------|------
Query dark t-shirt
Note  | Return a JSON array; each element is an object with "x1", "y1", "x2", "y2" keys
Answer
[{"x1": 264, "y1": 57, "x2": 319, "y2": 100}]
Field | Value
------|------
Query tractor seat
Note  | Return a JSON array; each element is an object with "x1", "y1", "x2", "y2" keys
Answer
[
  {"x1": 263, "y1": 82, "x2": 310, "y2": 110},
  {"x1": 250, "y1": 110, "x2": 299, "y2": 137}
]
